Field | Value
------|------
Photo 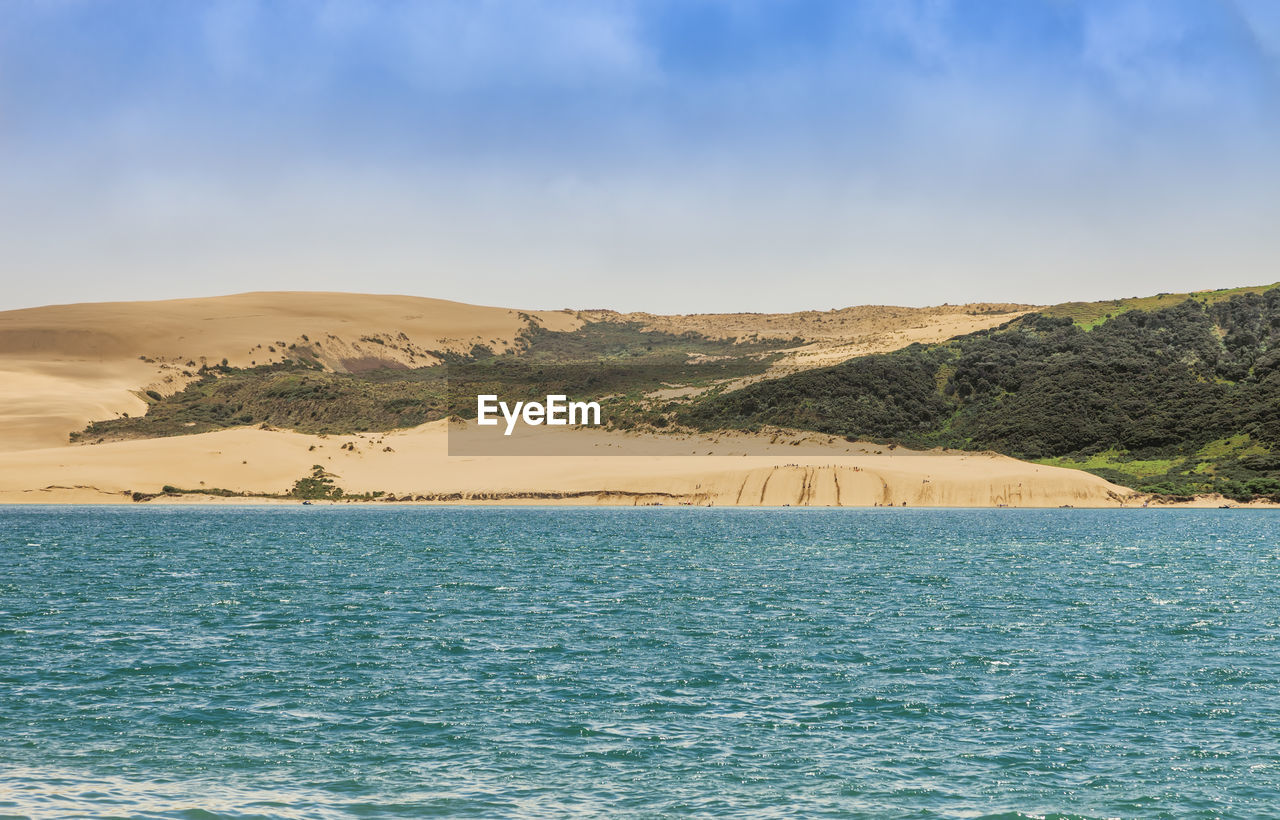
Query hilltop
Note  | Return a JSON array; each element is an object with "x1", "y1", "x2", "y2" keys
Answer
[{"x1": 679, "y1": 285, "x2": 1280, "y2": 501}]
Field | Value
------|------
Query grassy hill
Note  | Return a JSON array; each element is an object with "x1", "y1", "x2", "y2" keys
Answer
[
  {"x1": 677, "y1": 287, "x2": 1280, "y2": 501},
  {"x1": 1038, "y1": 283, "x2": 1280, "y2": 329}
]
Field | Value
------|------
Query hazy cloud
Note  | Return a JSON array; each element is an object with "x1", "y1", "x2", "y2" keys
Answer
[{"x1": 1, "y1": 0, "x2": 1277, "y2": 312}]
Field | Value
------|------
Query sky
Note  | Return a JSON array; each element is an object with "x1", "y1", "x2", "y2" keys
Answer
[{"x1": 1, "y1": 0, "x2": 1278, "y2": 313}]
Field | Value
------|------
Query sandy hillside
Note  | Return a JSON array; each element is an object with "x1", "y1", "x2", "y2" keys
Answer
[
  {"x1": 0, "y1": 292, "x2": 1029, "y2": 451},
  {"x1": 0, "y1": 292, "x2": 579, "y2": 450},
  {"x1": 0, "y1": 420, "x2": 1135, "y2": 508},
  {"x1": 0, "y1": 290, "x2": 1141, "y2": 509},
  {"x1": 600, "y1": 303, "x2": 1032, "y2": 344},
  {"x1": 591, "y1": 303, "x2": 1033, "y2": 391}
]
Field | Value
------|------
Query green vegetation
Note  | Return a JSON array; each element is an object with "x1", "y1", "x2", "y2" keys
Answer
[
  {"x1": 74, "y1": 364, "x2": 449, "y2": 440},
  {"x1": 158, "y1": 485, "x2": 248, "y2": 498},
  {"x1": 74, "y1": 319, "x2": 788, "y2": 441},
  {"x1": 291, "y1": 465, "x2": 345, "y2": 499},
  {"x1": 447, "y1": 354, "x2": 774, "y2": 420},
  {"x1": 149, "y1": 467, "x2": 386, "y2": 502},
  {"x1": 1039, "y1": 435, "x2": 1280, "y2": 501},
  {"x1": 513, "y1": 319, "x2": 795, "y2": 361},
  {"x1": 680, "y1": 288, "x2": 1280, "y2": 500},
  {"x1": 443, "y1": 319, "x2": 788, "y2": 422},
  {"x1": 1039, "y1": 282, "x2": 1280, "y2": 329}
]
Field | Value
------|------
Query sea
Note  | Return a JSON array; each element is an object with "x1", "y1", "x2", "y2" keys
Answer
[{"x1": 1, "y1": 506, "x2": 1278, "y2": 818}]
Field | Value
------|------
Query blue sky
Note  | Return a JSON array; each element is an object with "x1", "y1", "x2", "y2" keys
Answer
[{"x1": 2, "y1": 0, "x2": 1278, "y2": 312}]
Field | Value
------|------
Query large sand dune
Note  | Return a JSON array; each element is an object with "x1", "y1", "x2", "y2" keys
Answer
[
  {"x1": 0, "y1": 292, "x2": 1027, "y2": 451},
  {"x1": 0, "y1": 292, "x2": 577, "y2": 450},
  {"x1": 0, "y1": 290, "x2": 1141, "y2": 507},
  {"x1": 0, "y1": 291, "x2": 579, "y2": 364}
]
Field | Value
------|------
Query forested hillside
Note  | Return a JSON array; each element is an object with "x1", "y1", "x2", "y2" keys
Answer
[{"x1": 681, "y1": 288, "x2": 1280, "y2": 500}]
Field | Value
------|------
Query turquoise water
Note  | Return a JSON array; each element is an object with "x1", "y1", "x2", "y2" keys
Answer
[{"x1": 2, "y1": 507, "x2": 1279, "y2": 818}]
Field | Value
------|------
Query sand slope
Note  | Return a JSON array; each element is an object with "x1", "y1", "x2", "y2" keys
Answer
[
  {"x1": 0, "y1": 421, "x2": 1134, "y2": 508},
  {"x1": 0, "y1": 291, "x2": 580, "y2": 364},
  {"x1": 0, "y1": 291, "x2": 1147, "y2": 507},
  {"x1": 595, "y1": 303, "x2": 1032, "y2": 383},
  {"x1": 0, "y1": 292, "x2": 578, "y2": 450},
  {"x1": 0, "y1": 292, "x2": 1028, "y2": 451}
]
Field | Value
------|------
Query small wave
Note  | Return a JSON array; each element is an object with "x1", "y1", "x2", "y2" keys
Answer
[{"x1": 0, "y1": 767, "x2": 356, "y2": 820}]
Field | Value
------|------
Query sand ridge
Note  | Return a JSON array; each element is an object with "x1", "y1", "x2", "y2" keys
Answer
[
  {"x1": 0, "y1": 420, "x2": 1137, "y2": 508},
  {"x1": 0, "y1": 291, "x2": 581, "y2": 365},
  {"x1": 606, "y1": 303, "x2": 1033, "y2": 396},
  {"x1": 581, "y1": 303, "x2": 1032, "y2": 344},
  {"x1": 596, "y1": 302, "x2": 1031, "y2": 371},
  {"x1": 0, "y1": 292, "x2": 1029, "y2": 451},
  {"x1": 0, "y1": 292, "x2": 579, "y2": 449}
]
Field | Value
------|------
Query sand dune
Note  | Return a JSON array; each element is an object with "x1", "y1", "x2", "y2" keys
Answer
[
  {"x1": 0, "y1": 290, "x2": 1153, "y2": 507},
  {"x1": 0, "y1": 292, "x2": 577, "y2": 449},
  {"x1": 0, "y1": 420, "x2": 1134, "y2": 508},
  {"x1": 0, "y1": 292, "x2": 1028, "y2": 451},
  {"x1": 594, "y1": 303, "x2": 1032, "y2": 388},
  {"x1": 0, "y1": 358, "x2": 156, "y2": 452},
  {"x1": 0, "y1": 291, "x2": 579, "y2": 365}
]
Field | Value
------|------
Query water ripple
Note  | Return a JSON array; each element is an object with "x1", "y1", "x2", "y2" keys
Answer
[{"x1": 1, "y1": 506, "x2": 1278, "y2": 818}]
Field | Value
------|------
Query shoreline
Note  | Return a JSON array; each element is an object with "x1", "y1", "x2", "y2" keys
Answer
[{"x1": 3, "y1": 487, "x2": 1275, "y2": 509}]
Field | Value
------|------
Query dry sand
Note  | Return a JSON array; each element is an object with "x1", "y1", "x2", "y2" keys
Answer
[
  {"x1": 0, "y1": 292, "x2": 1025, "y2": 452},
  {"x1": 0, "y1": 421, "x2": 1137, "y2": 508},
  {"x1": 0, "y1": 292, "x2": 578, "y2": 450},
  {"x1": 585, "y1": 303, "x2": 1032, "y2": 345},
  {"x1": 624, "y1": 304, "x2": 1033, "y2": 398},
  {"x1": 0, "y1": 291, "x2": 1243, "y2": 508}
]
